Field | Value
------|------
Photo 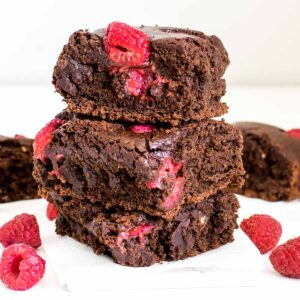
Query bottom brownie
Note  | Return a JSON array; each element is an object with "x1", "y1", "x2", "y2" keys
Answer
[{"x1": 54, "y1": 192, "x2": 239, "y2": 267}]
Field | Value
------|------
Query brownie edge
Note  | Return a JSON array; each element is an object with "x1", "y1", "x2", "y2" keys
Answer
[{"x1": 54, "y1": 192, "x2": 239, "y2": 267}]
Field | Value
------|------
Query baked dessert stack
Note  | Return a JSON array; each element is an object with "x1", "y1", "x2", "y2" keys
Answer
[{"x1": 33, "y1": 22, "x2": 244, "y2": 266}]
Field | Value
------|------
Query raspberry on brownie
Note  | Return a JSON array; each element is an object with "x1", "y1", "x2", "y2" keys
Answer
[
  {"x1": 234, "y1": 122, "x2": 300, "y2": 201},
  {"x1": 53, "y1": 22, "x2": 229, "y2": 125},
  {"x1": 54, "y1": 191, "x2": 239, "y2": 267},
  {"x1": 33, "y1": 116, "x2": 244, "y2": 219},
  {"x1": 0, "y1": 135, "x2": 39, "y2": 203}
]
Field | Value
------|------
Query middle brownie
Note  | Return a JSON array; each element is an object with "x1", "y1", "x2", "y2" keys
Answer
[{"x1": 33, "y1": 117, "x2": 244, "y2": 219}]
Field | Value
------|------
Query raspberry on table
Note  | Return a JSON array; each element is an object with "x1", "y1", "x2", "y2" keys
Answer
[
  {"x1": 286, "y1": 128, "x2": 300, "y2": 139},
  {"x1": 240, "y1": 214, "x2": 282, "y2": 254},
  {"x1": 33, "y1": 118, "x2": 65, "y2": 162},
  {"x1": 104, "y1": 21, "x2": 150, "y2": 66},
  {"x1": 0, "y1": 214, "x2": 41, "y2": 248},
  {"x1": 0, "y1": 244, "x2": 46, "y2": 290},
  {"x1": 46, "y1": 203, "x2": 58, "y2": 221},
  {"x1": 270, "y1": 236, "x2": 300, "y2": 279}
]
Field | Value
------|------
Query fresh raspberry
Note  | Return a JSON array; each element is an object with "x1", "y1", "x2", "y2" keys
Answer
[
  {"x1": 117, "y1": 223, "x2": 155, "y2": 246},
  {"x1": 0, "y1": 214, "x2": 41, "y2": 249},
  {"x1": 161, "y1": 176, "x2": 184, "y2": 209},
  {"x1": 0, "y1": 244, "x2": 46, "y2": 290},
  {"x1": 128, "y1": 124, "x2": 155, "y2": 133},
  {"x1": 104, "y1": 22, "x2": 150, "y2": 66},
  {"x1": 33, "y1": 118, "x2": 65, "y2": 162},
  {"x1": 269, "y1": 236, "x2": 300, "y2": 278},
  {"x1": 240, "y1": 214, "x2": 282, "y2": 254},
  {"x1": 46, "y1": 203, "x2": 58, "y2": 221},
  {"x1": 286, "y1": 129, "x2": 300, "y2": 139}
]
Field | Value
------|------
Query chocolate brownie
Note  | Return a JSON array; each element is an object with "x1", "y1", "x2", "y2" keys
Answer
[
  {"x1": 33, "y1": 117, "x2": 244, "y2": 219},
  {"x1": 54, "y1": 191, "x2": 239, "y2": 267},
  {"x1": 234, "y1": 122, "x2": 300, "y2": 201},
  {"x1": 53, "y1": 22, "x2": 229, "y2": 125},
  {"x1": 0, "y1": 135, "x2": 39, "y2": 203}
]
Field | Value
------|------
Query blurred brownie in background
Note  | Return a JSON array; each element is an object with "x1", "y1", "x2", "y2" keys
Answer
[
  {"x1": 0, "y1": 135, "x2": 39, "y2": 203},
  {"x1": 234, "y1": 122, "x2": 300, "y2": 201}
]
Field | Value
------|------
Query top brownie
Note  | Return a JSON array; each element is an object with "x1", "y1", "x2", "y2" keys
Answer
[{"x1": 53, "y1": 22, "x2": 229, "y2": 125}]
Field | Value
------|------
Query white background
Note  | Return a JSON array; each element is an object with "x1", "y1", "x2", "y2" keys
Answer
[{"x1": 0, "y1": 0, "x2": 300, "y2": 85}]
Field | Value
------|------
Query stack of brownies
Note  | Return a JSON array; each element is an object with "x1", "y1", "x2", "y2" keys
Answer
[{"x1": 33, "y1": 22, "x2": 244, "y2": 267}]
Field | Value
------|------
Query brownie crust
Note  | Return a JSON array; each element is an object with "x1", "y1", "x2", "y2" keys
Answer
[
  {"x1": 53, "y1": 26, "x2": 229, "y2": 125},
  {"x1": 0, "y1": 135, "x2": 39, "y2": 202},
  {"x1": 54, "y1": 191, "x2": 239, "y2": 267},
  {"x1": 33, "y1": 117, "x2": 244, "y2": 219},
  {"x1": 234, "y1": 122, "x2": 300, "y2": 201}
]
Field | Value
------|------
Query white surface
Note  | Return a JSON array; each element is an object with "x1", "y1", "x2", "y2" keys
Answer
[
  {"x1": 1, "y1": 84, "x2": 300, "y2": 298},
  {"x1": 1, "y1": 0, "x2": 300, "y2": 85},
  {"x1": 43, "y1": 215, "x2": 262, "y2": 291}
]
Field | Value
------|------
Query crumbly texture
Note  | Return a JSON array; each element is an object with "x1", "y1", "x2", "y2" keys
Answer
[
  {"x1": 33, "y1": 117, "x2": 244, "y2": 219},
  {"x1": 54, "y1": 191, "x2": 239, "y2": 267},
  {"x1": 53, "y1": 26, "x2": 229, "y2": 125},
  {"x1": 0, "y1": 135, "x2": 39, "y2": 203},
  {"x1": 234, "y1": 122, "x2": 300, "y2": 201}
]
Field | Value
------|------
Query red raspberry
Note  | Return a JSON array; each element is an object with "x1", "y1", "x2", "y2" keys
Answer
[
  {"x1": 104, "y1": 22, "x2": 150, "y2": 66},
  {"x1": 147, "y1": 158, "x2": 182, "y2": 190},
  {"x1": 0, "y1": 244, "x2": 46, "y2": 290},
  {"x1": 0, "y1": 214, "x2": 41, "y2": 249},
  {"x1": 161, "y1": 176, "x2": 184, "y2": 209},
  {"x1": 240, "y1": 214, "x2": 282, "y2": 254},
  {"x1": 124, "y1": 70, "x2": 144, "y2": 96},
  {"x1": 286, "y1": 129, "x2": 300, "y2": 139},
  {"x1": 117, "y1": 223, "x2": 155, "y2": 246},
  {"x1": 129, "y1": 124, "x2": 155, "y2": 133},
  {"x1": 46, "y1": 203, "x2": 58, "y2": 221},
  {"x1": 124, "y1": 69, "x2": 153, "y2": 96},
  {"x1": 33, "y1": 118, "x2": 65, "y2": 162},
  {"x1": 270, "y1": 236, "x2": 300, "y2": 278}
]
